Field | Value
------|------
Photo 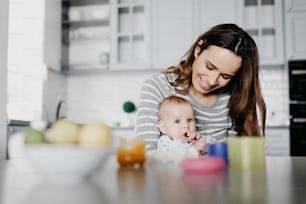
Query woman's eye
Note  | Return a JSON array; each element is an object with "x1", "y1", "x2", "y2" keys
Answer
[
  {"x1": 206, "y1": 65, "x2": 213, "y2": 70},
  {"x1": 205, "y1": 62, "x2": 213, "y2": 70},
  {"x1": 221, "y1": 74, "x2": 232, "y2": 80}
]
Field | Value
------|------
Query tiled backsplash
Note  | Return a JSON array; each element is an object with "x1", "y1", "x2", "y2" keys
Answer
[
  {"x1": 60, "y1": 65, "x2": 289, "y2": 127},
  {"x1": 66, "y1": 72, "x2": 153, "y2": 126},
  {"x1": 42, "y1": 70, "x2": 67, "y2": 123},
  {"x1": 259, "y1": 66, "x2": 290, "y2": 126}
]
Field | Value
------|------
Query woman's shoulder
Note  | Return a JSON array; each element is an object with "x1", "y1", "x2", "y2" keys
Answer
[
  {"x1": 146, "y1": 72, "x2": 167, "y2": 82},
  {"x1": 144, "y1": 72, "x2": 172, "y2": 89}
]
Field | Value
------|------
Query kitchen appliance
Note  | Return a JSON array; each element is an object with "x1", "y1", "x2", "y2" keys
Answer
[{"x1": 289, "y1": 60, "x2": 306, "y2": 156}]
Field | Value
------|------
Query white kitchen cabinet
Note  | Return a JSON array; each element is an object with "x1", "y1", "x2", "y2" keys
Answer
[
  {"x1": 150, "y1": 0, "x2": 194, "y2": 70},
  {"x1": 286, "y1": 0, "x2": 306, "y2": 11},
  {"x1": 63, "y1": 1, "x2": 111, "y2": 71},
  {"x1": 44, "y1": 0, "x2": 62, "y2": 71},
  {"x1": 194, "y1": 0, "x2": 243, "y2": 35},
  {"x1": 44, "y1": 0, "x2": 111, "y2": 72},
  {"x1": 110, "y1": 0, "x2": 150, "y2": 70},
  {"x1": 0, "y1": 0, "x2": 9, "y2": 160},
  {"x1": 44, "y1": 0, "x2": 149, "y2": 72},
  {"x1": 285, "y1": 0, "x2": 306, "y2": 60},
  {"x1": 59, "y1": 0, "x2": 111, "y2": 72},
  {"x1": 150, "y1": 0, "x2": 246, "y2": 70},
  {"x1": 150, "y1": 0, "x2": 242, "y2": 70},
  {"x1": 241, "y1": 0, "x2": 284, "y2": 65},
  {"x1": 265, "y1": 127, "x2": 290, "y2": 156}
]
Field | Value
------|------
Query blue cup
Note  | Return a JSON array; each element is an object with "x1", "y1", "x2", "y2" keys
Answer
[{"x1": 207, "y1": 142, "x2": 228, "y2": 165}]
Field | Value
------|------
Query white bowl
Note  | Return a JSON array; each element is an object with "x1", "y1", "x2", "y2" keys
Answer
[{"x1": 24, "y1": 144, "x2": 111, "y2": 178}]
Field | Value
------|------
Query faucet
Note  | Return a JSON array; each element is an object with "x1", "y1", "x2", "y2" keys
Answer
[{"x1": 56, "y1": 100, "x2": 66, "y2": 121}]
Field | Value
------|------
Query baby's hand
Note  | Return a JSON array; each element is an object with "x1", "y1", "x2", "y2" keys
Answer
[
  {"x1": 184, "y1": 131, "x2": 207, "y2": 154},
  {"x1": 193, "y1": 137, "x2": 207, "y2": 155},
  {"x1": 182, "y1": 131, "x2": 199, "y2": 143}
]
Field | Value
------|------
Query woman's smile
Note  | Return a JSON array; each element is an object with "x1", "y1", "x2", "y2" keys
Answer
[{"x1": 199, "y1": 77, "x2": 214, "y2": 92}]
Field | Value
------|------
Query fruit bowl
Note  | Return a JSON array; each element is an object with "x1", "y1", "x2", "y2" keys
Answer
[
  {"x1": 11, "y1": 119, "x2": 113, "y2": 180},
  {"x1": 23, "y1": 144, "x2": 111, "y2": 178}
]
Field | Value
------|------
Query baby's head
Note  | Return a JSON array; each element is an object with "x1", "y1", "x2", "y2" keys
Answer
[{"x1": 158, "y1": 96, "x2": 196, "y2": 140}]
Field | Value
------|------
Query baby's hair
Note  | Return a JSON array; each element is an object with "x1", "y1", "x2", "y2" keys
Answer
[{"x1": 158, "y1": 96, "x2": 193, "y2": 119}]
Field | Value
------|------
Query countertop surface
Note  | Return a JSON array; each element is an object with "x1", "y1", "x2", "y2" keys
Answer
[{"x1": 1, "y1": 156, "x2": 306, "y2": 204}]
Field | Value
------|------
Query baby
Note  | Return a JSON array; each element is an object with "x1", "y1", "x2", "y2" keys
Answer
[{"x1": 157, "y1": 96, "x2": 206, "y2": 157}]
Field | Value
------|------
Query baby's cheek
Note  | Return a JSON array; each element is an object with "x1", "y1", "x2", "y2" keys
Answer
[{"x1": 190, "y1": 124, "x2": 196, "y2": 131}]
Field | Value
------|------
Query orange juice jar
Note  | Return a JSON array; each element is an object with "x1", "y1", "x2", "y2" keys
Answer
[{"x1": 117, "y1": 137, "x2": 146, "y2": 167}]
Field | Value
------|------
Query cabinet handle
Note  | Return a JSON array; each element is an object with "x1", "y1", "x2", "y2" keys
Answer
[
  {"x1": 293, "y1": 118, "x2": 306, "y2": 123},
  {"x1": 291, "y1": 70, "x2": 306, "y2": 75}
]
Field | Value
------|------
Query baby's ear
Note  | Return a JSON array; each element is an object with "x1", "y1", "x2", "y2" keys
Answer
[{"x1": 158, "y1": 120, "x2": 166, "y2": 134}]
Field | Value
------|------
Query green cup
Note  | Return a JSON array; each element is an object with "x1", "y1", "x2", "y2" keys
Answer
[{"x1": 227, "y1": 137, "x2": 265, "y2": 171}]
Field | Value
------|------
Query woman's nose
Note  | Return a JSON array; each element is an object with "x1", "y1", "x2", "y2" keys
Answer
[{"x1": 207, "y1": 71, "x2": 219, "y2": 85}]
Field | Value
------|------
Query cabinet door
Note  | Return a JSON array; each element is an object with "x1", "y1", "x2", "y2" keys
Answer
[
  {"x1": 151, "y1": 0, "x2": 194, "y2": 70},
  {"x1": 44, "y1": 0, "x2": 62, "y2": 71},
  {"x1": 194, "y1": 0, "x2": 243, "y2": 34},
  {"x1": 110, "y1": 0, "x2": 149, "y2": 71},
  {"x1": 285, "y1": 12, "x2": 306, "y2": 60},
  {"x1": 0, "y1": 0, "x2": 8, "y2": 160},
  {"x1": 242, "y1": 0, "x2": 284, "y2": 65},
  {"x1": 285, "y1": 0, "x2": 306, "y2": 11}
]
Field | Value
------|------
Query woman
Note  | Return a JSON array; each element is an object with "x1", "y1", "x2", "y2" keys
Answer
[{"x1": 135, "y1": 24, "x2": 266, "y2": 151}]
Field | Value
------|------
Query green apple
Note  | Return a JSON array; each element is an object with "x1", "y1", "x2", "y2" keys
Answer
[{"x1": 24, "y1": 126, "x2": 45, "y2": 144}]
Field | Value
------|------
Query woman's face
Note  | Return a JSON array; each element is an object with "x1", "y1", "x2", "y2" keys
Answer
[{"x1": 192, "y1": 45, "x2": 242, "y2": 94}]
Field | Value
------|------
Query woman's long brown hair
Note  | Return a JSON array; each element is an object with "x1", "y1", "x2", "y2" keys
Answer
[{"x1": 163, "y1": 24, "x2": 266, "y2": 136}]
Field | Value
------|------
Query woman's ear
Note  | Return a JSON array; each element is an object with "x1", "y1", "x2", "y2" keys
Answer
[{"x1": 194, "y1": 40, "x2": 203, "y2": 58}]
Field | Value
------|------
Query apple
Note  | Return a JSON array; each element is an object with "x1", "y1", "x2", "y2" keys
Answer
[
  {"x1": 49, "y1": 119, "x2": 79, "y2": 144},
  {"x1": 77, "y1": 122, "x2": 112, "y2": 147},
  {"x1": 24, "y1": 126, "x2": 45, "y2": 144}
]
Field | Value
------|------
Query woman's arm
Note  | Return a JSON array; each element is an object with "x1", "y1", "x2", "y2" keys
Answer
[{"x1": 135, "y1": 74, "x2": 171, "y2": 150}]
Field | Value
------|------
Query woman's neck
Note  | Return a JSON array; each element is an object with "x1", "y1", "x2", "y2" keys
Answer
[{"x1": 189, "y1": 86, "x2": 217, "y2": 107}]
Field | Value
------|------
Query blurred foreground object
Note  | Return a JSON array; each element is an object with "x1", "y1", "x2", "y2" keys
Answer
[{"x1": 117, "y1": 137, "x2": 145, "y2": 167}]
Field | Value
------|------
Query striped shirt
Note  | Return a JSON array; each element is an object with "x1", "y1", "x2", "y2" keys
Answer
[{"x1": 135, "y1": 73, "x2": 237, "y2": 150}]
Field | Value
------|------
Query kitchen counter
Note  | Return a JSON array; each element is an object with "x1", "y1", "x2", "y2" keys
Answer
[
  {"x1": 7, "y1": 120, "x2": 30, "y2": 126},
  {"x1": 1, "y1": 156, "x2": 306, "y2": 204}
]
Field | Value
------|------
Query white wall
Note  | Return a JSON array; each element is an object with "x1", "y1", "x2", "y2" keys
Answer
[
  {"x1": 66, "y1": 71, "x2": 153, "y2": 126},
  {"x1": 0, "y1": 0, "x2": 9, "y2": 160},
  {"x1": 64, "y1": 66, "x2": 289, "y2": 127},
  {"x1": 7, "y1": 0, "x2": 47, "y2": 121}
]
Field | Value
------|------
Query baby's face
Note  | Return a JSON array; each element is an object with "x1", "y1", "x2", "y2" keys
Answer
[{"x1": 158, "y1": 103, "x2": 196, "y2": 140}]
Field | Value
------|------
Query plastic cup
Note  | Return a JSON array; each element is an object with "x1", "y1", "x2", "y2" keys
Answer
[
  {"x1": 207, "y1": 142, "x2": 228, "y2": 165},
  {"x1": 227, "y1": 137, "x2": 265, "y2": 171}
]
